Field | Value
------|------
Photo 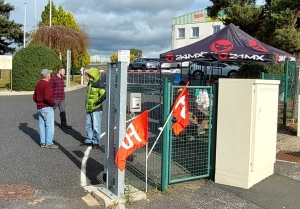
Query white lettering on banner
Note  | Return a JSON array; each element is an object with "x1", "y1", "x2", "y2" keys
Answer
[
  {"x1": 278, "y1": 55, "x2": 296, "y2": 62},
  {"x1": 121, "y1": 123, "x2": 142, "y2": 150},
  {"x1": 174, "y1": 95, "x2": 186, "y2": 119},
  {"x1": 175, "y1": 52, "x2": 207, "y2": 60},
  {"x1": 279, "y1": 56, "x2": 286, "y2": 62},
  {"x1": 174, "y1": 52, "x2": 266, "y2": 61}
]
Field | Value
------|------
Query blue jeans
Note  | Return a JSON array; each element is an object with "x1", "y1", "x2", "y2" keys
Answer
[
  {"x1": 37, "y1": 107, "x2": 55, "y2": 145},
  {"x1": 85, "y1": 111, "x2": 102, "y2": 145}
]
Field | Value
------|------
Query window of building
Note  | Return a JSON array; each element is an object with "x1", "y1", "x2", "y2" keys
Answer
[
  {"x1": 213, "y1": 25, "x2": 221, "y2": 33},
  {"x1": 178, "y1": 28, "x2": 185, "y2": 38},
  {"x1": 191, "y1": 27, "x2": 199, "y2": 37}
]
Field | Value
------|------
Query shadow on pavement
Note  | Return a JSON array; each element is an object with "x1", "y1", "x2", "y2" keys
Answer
[
  {"x1": 33, "y1": 113, "x2": 85, "y2": 143},
  {"x1": 55, "y1": 121, "x2": 85, "y2": 143},
  {"x1": 18, "y1": 122, "x2": 40, "y2": 146},
  {"x1": 56, "y1": 142, "x2": 104, "y2": 185}
]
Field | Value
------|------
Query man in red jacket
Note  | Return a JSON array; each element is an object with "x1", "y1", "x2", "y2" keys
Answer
[
  {"x1": 50, "y1": 67, "x2": 72, "y2": 129},
  {"x1": 33, "y1": 69, "x2": 58, "y2": 149}
]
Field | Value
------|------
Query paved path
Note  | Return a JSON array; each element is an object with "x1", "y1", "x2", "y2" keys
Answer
[
  {"x1": 1, "y1": 85, "x2": 300, "y2": 209},
  {"x1": 0, "y1": 86, "x2": 105, "y2": 209}
]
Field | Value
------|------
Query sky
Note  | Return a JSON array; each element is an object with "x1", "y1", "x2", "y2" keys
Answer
[{"x1": 6, "y1": 0, "x2": 266, "y2": 58}]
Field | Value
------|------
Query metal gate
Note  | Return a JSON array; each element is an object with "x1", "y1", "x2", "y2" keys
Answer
[
  {"x1": 163, "y1": 82, "x2": 213, "y2": 185},
  {"x1": 125, "y1": 71, "x2": 164, "y2": 191}
]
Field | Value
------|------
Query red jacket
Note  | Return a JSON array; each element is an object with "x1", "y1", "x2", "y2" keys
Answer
[{"x1": 33, "y1": 80, "x2": 56, "y2": 109}]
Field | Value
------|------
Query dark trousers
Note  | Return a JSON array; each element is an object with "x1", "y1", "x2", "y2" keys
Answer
[{"x1": 53, "y1": 100, "x2": 67, "y2": 125}]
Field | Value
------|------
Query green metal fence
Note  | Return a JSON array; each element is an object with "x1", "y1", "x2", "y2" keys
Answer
[
  {"x1": 162, "y1": 83, "x2": 212, "y2": 185},
  {"x1": 261, "y1": 60, "x2": 299, "y2": 126},
  {"x1": 103, "y1": 71, "x2": 214, "y2": 192}
]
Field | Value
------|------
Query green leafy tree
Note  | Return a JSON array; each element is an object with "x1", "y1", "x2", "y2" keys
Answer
[
  {"x1": 110, "y1": 53, "x2": 136, "y2": 62},
  {"x1": 0, "y1": 0, "x2": 24, "y2": 54},
  {"x1": 223, "y1": 4, "x2": 262, "y2": 35},
  {"x1": 207, "y1": 0, "x2": 257, "y2": 19},
  {"x1": 130, "y1": 48, "x2": 142, "y2": 58},
  {"x1": 207, "y1": 0, "x2": 300, "y2": 55},
  {"x1": 256, "y1": 0, "x2": 300, "y2": 54},
  {"x1": 207, "y1": 0, "x2": 261, "y2": 36}
]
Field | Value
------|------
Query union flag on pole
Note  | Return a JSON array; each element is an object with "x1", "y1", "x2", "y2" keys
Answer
[
  {"x1": 172, "y1": 83, "x2": 189, "y2": 136},
  {"x1": 115, "y1": 110, "x2": 149, "y2": 171}
]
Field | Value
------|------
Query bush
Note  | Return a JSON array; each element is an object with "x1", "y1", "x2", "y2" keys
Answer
[
  {"x1": 236, "y1": 62, "x2": 284, "y2": 79},
  {"x1": 12, "y1": 45, "x2": 62, "y2": 91},
  {"x1": 236, "y1": 62, "x2": 269, "y2": 78}
]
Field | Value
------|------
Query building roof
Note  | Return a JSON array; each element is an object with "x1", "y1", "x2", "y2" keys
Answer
[{"x1": 172, "y1": 9, "x2": 225, "y2": 25}]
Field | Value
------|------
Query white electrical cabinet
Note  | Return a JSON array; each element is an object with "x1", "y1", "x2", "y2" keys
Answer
[{"x1": 215, "y1": 79, "x2": 280, "y2": 189}]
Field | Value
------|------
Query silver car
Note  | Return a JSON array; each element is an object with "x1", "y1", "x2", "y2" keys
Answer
[
  {"x1": 160, "y1": 61, "x2": 189, "y2": 69},
  {"x1": 128, "y1": 58, "x2": 159, "y2": 70},
  {"x1": 189, "y1": 62, "x2": 240, "y2": 79}
]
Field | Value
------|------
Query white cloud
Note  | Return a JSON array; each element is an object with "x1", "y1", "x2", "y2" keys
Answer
[{"x1": 5, "y1": 0, "x2": 212, "y2": 57}]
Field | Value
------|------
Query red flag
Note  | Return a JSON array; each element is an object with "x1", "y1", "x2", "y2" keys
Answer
[
  {"x1": 115, "y1": 110, "x2": 149, "y2": 171},
  {"x1": 172, "y1": 83, "x2": 189, "y2": 136}
]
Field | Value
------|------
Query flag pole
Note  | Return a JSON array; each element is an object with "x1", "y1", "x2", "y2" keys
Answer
[
  {"x1": 147, "y1": 110, "x2": 173, "y2": 158},
  {"x1": 146, "y1": 110, "x2": 173, "y2": 192},
  {"x1": 145, "y1": 142, "x2": 148, "y2": 192}
]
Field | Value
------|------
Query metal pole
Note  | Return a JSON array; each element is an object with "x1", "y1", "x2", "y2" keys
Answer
[
  {"x1": 66, "y1": 50, "x2": 71, "y2": 88},
  {"x1": 23, "y1": 3, "x2": 27, "y2": 48},
  {"x1": 114, "y1": 62, "x2": 127, "y2": 197},
  {"x1": 145, "y1": 142, "x2": 148, "y2": 192},
  {"x1": 209, "y1": 83, "x2": 218, "y2": 181},
  {"x1": 284, "y1": 59, "x2": 289, "y2": 126},
  {"x1": 49, "y1": 0, "x2": 52, "y2": 27},
  {"x1": 161, "y1": 78, "x2": 170, "y2": 192},
  {"x1": 105, "y1": 63, "x2": 116, "y2": 191},
  {"x1": 34, "y1": 0, "x2": 37, "y2": 30}
]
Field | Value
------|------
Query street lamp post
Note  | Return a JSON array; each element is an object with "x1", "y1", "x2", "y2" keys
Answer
[
  {"x1": 49, "y1": 0, "x2": 52, "y2": 27},
  {"x1": 34, "y1": 0, "x2": 37, "y2": 30},
  {"x1": 23, "y1": 3, "x2": 27, "y2": 48}
]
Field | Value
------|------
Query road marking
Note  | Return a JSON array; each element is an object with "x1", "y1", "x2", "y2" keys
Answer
[
  {"x1": 81, "y1": 146, "x2": 92, "y2": 187},
  {"x1": 81, "y1": 132, "x2": 106, "y2": 187}
]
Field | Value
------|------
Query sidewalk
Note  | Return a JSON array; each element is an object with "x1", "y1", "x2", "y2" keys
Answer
[
  {"x1": 122, "y1": 163, "x2": 300, "y2": 209},
  {"x1": 122, "y1": 133, "x2": 300, "y2": 209}
]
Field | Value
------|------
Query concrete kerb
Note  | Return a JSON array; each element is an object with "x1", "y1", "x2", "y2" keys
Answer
[
  {"x1": 84, "y1": 185, "x2": 147, "y2": 208},
  {"x1": 0, "y1": 84, "x2": 87, "y2": 96}
]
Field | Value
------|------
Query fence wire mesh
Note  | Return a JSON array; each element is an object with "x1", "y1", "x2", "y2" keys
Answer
[
  {"x1": 125, "y1": 72, "x2": 164, "y2": 191},
  {"x1": 169, "y1": 86, "x2": 212, "y2": 183},
  {"x1": 262, "y1": 62, "x2": 299, "y2": 123}
]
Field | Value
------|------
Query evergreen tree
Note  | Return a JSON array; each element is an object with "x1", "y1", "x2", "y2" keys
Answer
[
  {"x1": 256, "y1": 0, "x2": 300, "y2": 54},
  {"x1": 207, "y1": 0, "x2": 300, "y2": 55},
  {"x1": 0, "y1": 0, "x2": 24, "y2": 54}
]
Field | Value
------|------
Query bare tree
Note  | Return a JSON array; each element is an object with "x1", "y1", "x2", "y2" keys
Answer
[{"x1": 30, "y1": 25, "x2": 90, "y2": 63}]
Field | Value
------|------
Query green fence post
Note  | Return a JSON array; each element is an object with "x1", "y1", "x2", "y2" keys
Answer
[
  {"x1": 209, "y1": 82, "x2": 218, "y2": 181},
  {"x1": 161, "y1": 78, "x2": 170, "y2": 192},
  {"x1": 284, "y1": 59, "x2": 289, "y2": 126},
  {"x1": 260, "y1": 72, "x2": 265, "y2": 79}
]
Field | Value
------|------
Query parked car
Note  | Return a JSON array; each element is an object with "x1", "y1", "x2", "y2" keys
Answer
[
  {"x1": 189, "y1": 62, "x2": 240, "y2": 79},
  {"x1": 128, "y1": 58, "x2": 159, "y2": 70},
  {"x1": 160, "y1": 61, "x2": 190, "y2": 69}
]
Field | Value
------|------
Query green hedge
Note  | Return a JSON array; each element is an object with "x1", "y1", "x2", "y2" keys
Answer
[
  {"x1": 12, "y1": 45, "x2": 62, "y2": 91},
  {"x1": 236, "y1": 62, "x2": 284, "y2": 79}
]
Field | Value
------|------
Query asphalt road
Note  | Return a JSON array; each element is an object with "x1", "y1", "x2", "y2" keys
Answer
[{"x1": 0, "y1": 87, "x2": 104, "y2": 209}]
